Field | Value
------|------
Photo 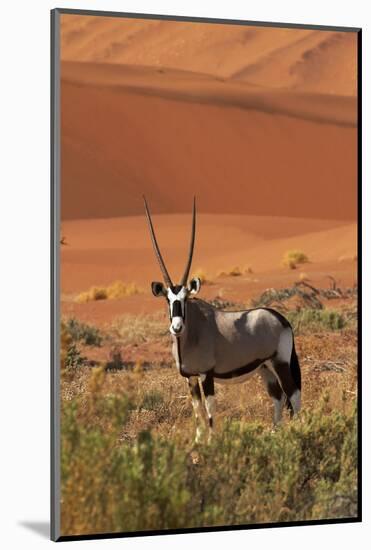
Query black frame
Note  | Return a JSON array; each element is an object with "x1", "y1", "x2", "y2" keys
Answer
[{"x1": 51, "y1": 8, "x2": 362, "y2": 542}]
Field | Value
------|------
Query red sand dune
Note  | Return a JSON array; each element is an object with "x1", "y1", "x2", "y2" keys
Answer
[
  {"x1": 59, "y1": 15, "x2": 358, "y2": 326},
  {"x1": 60, "y1": 15, "x2": 357, "y2": 222},
  {"x1": 61, "y1": 61, "x2": 357, "y2": 221},
  {"x1": 60, "y1": 15, "x2": 357, "y2": 96}
]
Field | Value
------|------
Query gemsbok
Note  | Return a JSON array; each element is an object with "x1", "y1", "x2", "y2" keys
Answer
[{"x1": 144, "y1": 197, "x2": 301, "y2": 442}]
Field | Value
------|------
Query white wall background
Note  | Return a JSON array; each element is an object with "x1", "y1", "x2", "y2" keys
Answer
[{"x1": 0, "y1": 1, "x2": 368, "y2": 548}]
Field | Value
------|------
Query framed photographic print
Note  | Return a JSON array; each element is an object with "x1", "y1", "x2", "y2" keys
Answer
[{"x1": 51, "y1": 8, "x2": 361, "y2": 542}]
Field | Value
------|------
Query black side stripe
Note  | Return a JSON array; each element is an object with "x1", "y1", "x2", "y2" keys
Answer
[{"x1": 214, "y1": 355, "x2": 275, "y2": 380}]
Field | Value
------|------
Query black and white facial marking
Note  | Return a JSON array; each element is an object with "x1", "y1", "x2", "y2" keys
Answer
[{"x1": 151, "y1": 277, "x2": 201, "y2": 336}]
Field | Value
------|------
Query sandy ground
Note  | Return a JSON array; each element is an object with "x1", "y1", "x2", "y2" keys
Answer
[
  {"x1": 61, "y1": 213, "x2": 357, "y2": 327},
  {"x1": 59, "y1": 15, "x2": 358, "y2": 329},
  {"x1": 61, "y1": 61, "x2": 357, "y2": 221},
  {"x1": 60, "y1": 15, "x2": 357, "y2": 96}
]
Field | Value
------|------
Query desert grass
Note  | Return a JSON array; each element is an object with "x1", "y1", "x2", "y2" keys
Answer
[
  {"x1": 217, "y1": 265, "x2": 253, "y2": 278},
  {"x1": 61, "y1": 357, "x2": 357, "y2": 535},
  {"x1": 218, "y1": 266, "x2": 240, "y2": 277},
  {"x1": 75, "y1": 280, "x2": 142, "y2": 303},
  {"x1": 111, "y1": 312, "x2": 168, "y2": 346},
  {"x1": 60, "y1": 288, "x2": 358, "y2": 535},
  {"x1": 60, "y1": 334, "x2": 358, "y2": 535},
  {"x1": 286, "y1": 309, "x2": 355, "y2": 334},
  {"x1": 282, "y1": 250, "x2": 309, "y2": 270}
]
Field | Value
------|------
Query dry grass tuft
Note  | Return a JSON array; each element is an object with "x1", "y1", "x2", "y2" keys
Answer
[
  {"x1": 217, "y1": 266, "x2": 241, "y2": 277},
  {"x1": 282, "y1": 250, "x2": 309, "y2": 270},
  {"x1": 217, "y1": 266, "x2": 253, "y2": 278},
  {"x1": 75, "y1": 280, "x2": 142, "y2": 303}
]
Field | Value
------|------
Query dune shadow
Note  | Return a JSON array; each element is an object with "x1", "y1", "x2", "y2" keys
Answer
[{"x1": 19, "y1": 521, "x2": 49, "y2": 539}]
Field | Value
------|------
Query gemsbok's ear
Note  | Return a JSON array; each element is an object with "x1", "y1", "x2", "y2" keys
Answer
[
  {"x1": 188, "y1": 277, "x2": 201, "y2": 295},
  {"x1": 151, "y1": 281, "x2": 166, "y2": 297}
]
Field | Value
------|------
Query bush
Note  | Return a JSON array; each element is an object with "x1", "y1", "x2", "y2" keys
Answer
[
  {"x1": 282, "y1": 250, "x2": 309, "y2": 270},
  {"x1": 105, "y1": 346, "x2": 125, "y2": 371},
  {"x1": 287, "y1": 309, "x2": 349, "y2": 333},
  {"x1": 61, "y1": 375, "x2": 357, "y2": 535},
  {"x1": 64, "y1": 344, "x2": 85, "y2": 369},
  {"x1": 63, "y1": 318, "x2": 103, "y2": 346},
  {"x1": 61, "y1": 323, "x2": 85, "y2": 370}
]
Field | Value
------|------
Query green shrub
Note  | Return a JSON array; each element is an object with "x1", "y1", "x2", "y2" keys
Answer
[
  {"x1": 64, "y1": 344, "x2": 85, "y2": 369},
  {"x1": 63, "y1": 318, "x2": 103, "y2": 346},
  {"x1": 287, "y1": 309, "x2": 350, "y2": 333},
  {"x1": 61, "y1": 395, "x2": 190, "y2": 535},
  {"x1": 61, "y1": 379, "x2": 357, "y2": 536}
]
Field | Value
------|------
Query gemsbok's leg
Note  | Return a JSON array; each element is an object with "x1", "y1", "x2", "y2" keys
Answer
[
  {"x1": 201, "y1": 372, "x2": 215, "y2": 441},
  {"x1": 260, "y1": 365, "x2": 286, "y2": 425},
  {"x1": 188, "y1": 376, "x2": 205, "y2": 443}
]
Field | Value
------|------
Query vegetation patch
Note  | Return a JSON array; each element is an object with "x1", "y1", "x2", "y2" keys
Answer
[
  {"x1": 61, "y1": 376, "x2": 357, "y2": 535},
  {"x1": 75, "y1": 280, "x2": 142, "y2": 303},
  {"x1": 105, "y1": 346, "x2": 125, "y2": 371},
  {"x1": 62, "y1": 318, "x2": 103, "y2": 347},
  {"x1": 282, "y1": 250, "x2": 309, "y2": 270},
  {"x1": 61, "y1": 323, "x2": 85, "y2": 371},
  {"x1": 64, "y1": 344, "x2": 85, "y2": 370},
  {"x1": 140, "y1": 390, "x2": 165, "y2": 411},
  {"x1": 286, "y1": 309, "x2": 352, "y2": 333},
  {"x1": 217, "y1": 265, "x2": 253, "y2": 278},
  {"x1": 251, "y1": 281, "x2": 357, "y2": 310},
  {"x1": 217, "y1": 266, "x2": 242, "y2": 277},
  {"x1": 111, "y1": 313, "x2": 168, "y2": 346}
]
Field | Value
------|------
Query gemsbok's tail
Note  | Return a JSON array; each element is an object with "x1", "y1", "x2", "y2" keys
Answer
[{"x1": 290, "y1": 339, "x2": 301, "y2": 391}]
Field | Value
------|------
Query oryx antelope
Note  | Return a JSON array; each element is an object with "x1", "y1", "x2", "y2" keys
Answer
[{"x1": 144, "y1": 197, "x2": 301, "y2": 442}]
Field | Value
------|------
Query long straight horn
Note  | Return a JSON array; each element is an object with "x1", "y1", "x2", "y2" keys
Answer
[
  {"x1": 180, "y1": 197, "x2": 196, "y2": 286},
  {"x1": 143, "y1": 196, "x2": 173, "y2": 287}
]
